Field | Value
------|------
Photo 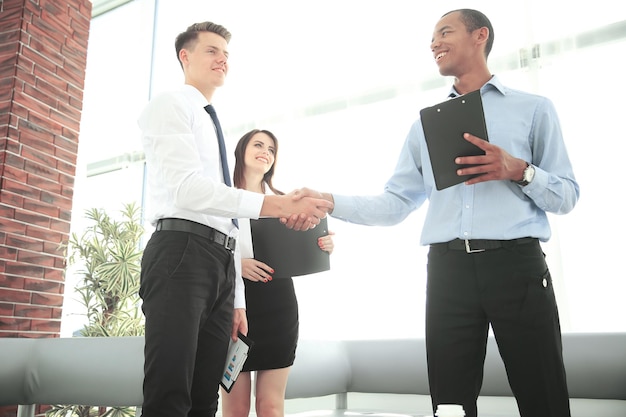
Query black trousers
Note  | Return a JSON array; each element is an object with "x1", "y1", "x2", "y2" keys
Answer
[
  {"x1": 426, "y1": 240, "x2": 571, "y2": 417},
  {"x1": 139, "y1": 230, "x2": 235, "y2": 417}
]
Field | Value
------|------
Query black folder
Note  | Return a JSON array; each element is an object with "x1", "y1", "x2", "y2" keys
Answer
[
  {"x1": 420, "y1": 90, "x2": 489, "y2": 190},
  {"x1": 250, "y1": 217, "x2": 330, "y2": 279}
]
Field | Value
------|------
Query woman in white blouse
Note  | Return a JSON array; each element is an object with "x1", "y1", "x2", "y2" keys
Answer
[{"x1": 221, "y1": 129, "x2": 334, "y2": 417}]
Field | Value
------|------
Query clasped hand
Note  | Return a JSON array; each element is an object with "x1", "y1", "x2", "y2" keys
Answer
[{"x1": 281, "y1": 188, "x2": 332, "y2": 231}]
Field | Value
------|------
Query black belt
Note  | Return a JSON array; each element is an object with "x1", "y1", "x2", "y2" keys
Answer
[
  {"x1": 433, "y1": 237, "x2": 537, "y2": 253},
  {"x1": 155, "y1": 218, "x2": 236, "y2": 251}
]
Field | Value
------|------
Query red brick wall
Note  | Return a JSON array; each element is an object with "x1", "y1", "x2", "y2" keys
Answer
[
  {"x1": 0, "y1": 0, "x2": 92, "y2": 352},
  {"x1": 0, "y1": 0, "x2": 91, "y2": 411}
]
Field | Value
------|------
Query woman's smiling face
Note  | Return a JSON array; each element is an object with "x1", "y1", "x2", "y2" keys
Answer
[{"x1": 244, "y1": 132, "x2": 276, "y2": 175}]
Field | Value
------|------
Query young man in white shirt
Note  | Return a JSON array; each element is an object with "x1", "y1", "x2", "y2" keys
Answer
[{"x1": 137, "y1": 21, "x2": 332, "y2": 417}]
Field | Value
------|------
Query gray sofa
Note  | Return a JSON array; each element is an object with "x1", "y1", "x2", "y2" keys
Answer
[
  {"x1": 284, "y1": 333, "x2": 626, "y2": 417},
  {"x1": 1, "y1": 333, "x2": 624, "y2": 417}
]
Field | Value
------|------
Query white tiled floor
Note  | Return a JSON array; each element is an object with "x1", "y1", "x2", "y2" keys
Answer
[{"x1": 219, "y1": 392, "x2": 524, "y2": 417}]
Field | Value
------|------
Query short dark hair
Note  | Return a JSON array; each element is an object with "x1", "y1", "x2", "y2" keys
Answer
[
  {"x1": 175, "y1": 22, "x2": 232, "y2": 67},
  {"x1": 443, "y1": 9, "x2": 494, "y2": 58}
]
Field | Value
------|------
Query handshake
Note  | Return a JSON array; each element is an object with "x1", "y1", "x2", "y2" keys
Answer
[{"x1": 262, "y1": 187, "x2": 332, "y2": 231}]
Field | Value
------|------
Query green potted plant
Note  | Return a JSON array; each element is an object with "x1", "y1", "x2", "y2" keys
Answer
[{"x1": 46, "y1": 202, "x2": 145, "y2": 417}]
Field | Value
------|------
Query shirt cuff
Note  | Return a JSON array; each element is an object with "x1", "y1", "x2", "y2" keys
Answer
[
  {"x1": 328, "y1": 194, "x2": 354, "y2": 219},
  {"x1": 238, "y1": 190, "x2": 265, "y2": 220},
  {"x1": 233, "y1": 243, "x2": 246, "y2": 309},
  {"x1": 233, "y1": 276, "x2": 246, "y2": 309}
]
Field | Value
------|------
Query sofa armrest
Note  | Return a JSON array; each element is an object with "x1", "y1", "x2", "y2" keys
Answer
[
  {"x1": 286, "y1": 340, "x2": 351, "y2": 399},
  {"x1": 28, "y1": 336, "x2": 144, "y2": 407}
]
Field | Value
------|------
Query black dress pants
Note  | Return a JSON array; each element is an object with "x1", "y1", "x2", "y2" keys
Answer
[
  {"x1": 139, "y1": 230, "x2": 235, "y2": 417},
  {"x1": 425, "y1": 239, "x2": 571, "y2": 417}
]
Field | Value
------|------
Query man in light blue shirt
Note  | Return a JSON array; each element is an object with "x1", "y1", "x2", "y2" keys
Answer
[{"x1": 294, "y1": 8, "x2": 578, "y2": 417}]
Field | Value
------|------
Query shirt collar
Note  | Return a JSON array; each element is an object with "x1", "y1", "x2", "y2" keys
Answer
[
  {"x1": 181, "y1": 84, "x2": 211, "y2": 108},
  {"x1": 447, "y1": 74, "x2": 506, "y2": 98}
]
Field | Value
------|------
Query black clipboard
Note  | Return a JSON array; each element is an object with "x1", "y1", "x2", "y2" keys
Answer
[
  {"x1": 250, "y1": 217, "x2": 330, "y2": 278},
  {"x1": 420, "y1": 89, "x2": 489, "y2": 190},
  {"x1": 220, "y1": 333, "x2": 253, "y2": 393}
]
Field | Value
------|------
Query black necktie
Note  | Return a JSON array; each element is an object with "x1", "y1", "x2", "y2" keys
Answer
[{"x1": 204, "y1": 104, "x2": 238, "y2": 228}]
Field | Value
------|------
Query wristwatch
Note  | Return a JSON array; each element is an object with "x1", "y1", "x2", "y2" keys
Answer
[{"x1": 517, "y1": 163, "x2": 535, "y2": 186}]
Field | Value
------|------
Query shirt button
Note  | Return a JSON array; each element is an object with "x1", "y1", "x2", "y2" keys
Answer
[
  {"x1": 465, "y1": 205, "x2": 470, "y2": 209},
  {"x1": 463, "y1": 231, "x2": 469, "y2": 236}
]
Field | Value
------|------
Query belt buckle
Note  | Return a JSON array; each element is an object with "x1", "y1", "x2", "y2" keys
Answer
[
  {"x1": 465, "y1": 239, "x2": 485, "y2": 254},
  {"x1": 212, "y1": 229, "x2": 235, "y2": 251},
  {"x1": 221, "y1": 235, "x2": 234, "y2": 251}
]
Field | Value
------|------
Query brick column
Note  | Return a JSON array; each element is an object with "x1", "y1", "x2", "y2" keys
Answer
[
  {"x1": 0, "y1": 0, "x2": 91, "y2": 411},
  {"x1": 0, "y1": 0, "x2": 92, "y2": 374}
]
